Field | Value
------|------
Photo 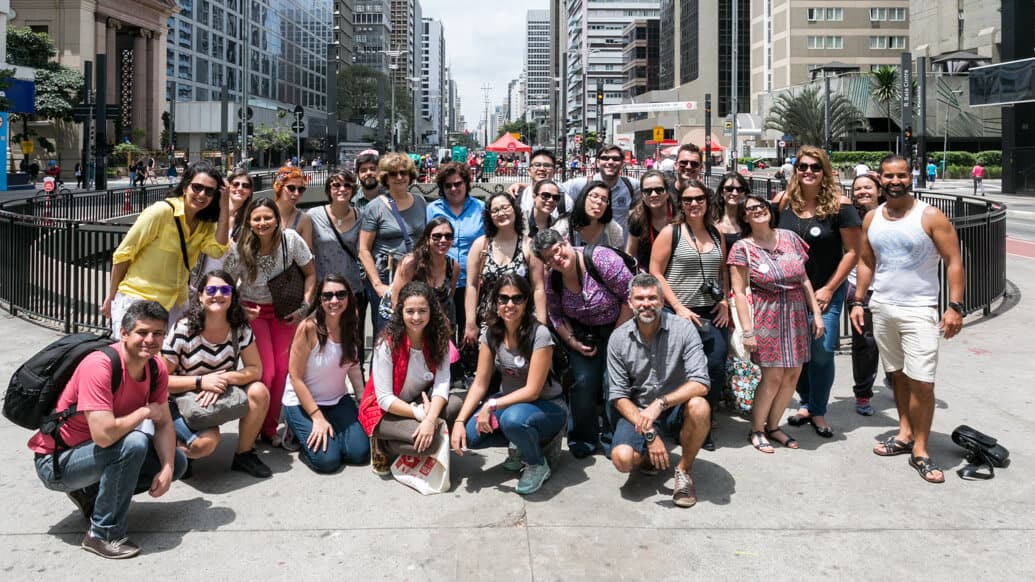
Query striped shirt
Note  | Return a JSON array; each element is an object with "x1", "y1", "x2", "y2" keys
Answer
[
  {"x1": 665, "y1": 225, "x2": 722, "y2": 309},
  {"x1": 161, "y1": 319, "x2": 253, "y2": 375}
]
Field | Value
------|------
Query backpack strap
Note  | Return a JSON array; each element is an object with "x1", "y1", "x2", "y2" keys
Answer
[{"x1": 582, "y1": 245, "x2": 603, "y2": 288}]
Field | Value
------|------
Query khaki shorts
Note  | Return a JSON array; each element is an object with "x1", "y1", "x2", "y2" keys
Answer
[{"x1": 870, "y1": 300, "x2": 940, "y2": 383}]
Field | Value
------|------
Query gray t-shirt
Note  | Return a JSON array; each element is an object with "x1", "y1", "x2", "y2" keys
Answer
[
  {"x1": 222, "y1": 229, "x2": 313, "y2": 305},
  {"x1": 308, "y1": 205, "x2": 364, "y2": 292},
  {"x1": 360, "y1": 195, "x2": 428, "y2": 274},
  {"x1": 480, "y1": 323, "x2": 562, "y2": 401},
  {"x1": 606, "y1": 312, "x2": 710, "y2": 409}
]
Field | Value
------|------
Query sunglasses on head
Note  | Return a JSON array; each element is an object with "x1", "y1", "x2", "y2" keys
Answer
[
  {"x1": 497, "y1": 293, "x2": 527, "y2": 305},
  {"x1": 189, "y1": 182, "x2": 218, "y2": 197},
  {"x1": 230, "y1": 180, "x2": 253, "y2": 189},
  {"x1": 642, "y1": 186, "x2": 668, "y2": 196},
  {"x1": 430, "y1": 232, "x2": 454, "y2": 242},
  {"x1": 203, "y1": 285, "x2": 233, "y2": 296},
  {"x1": 320, "y1": 290, "x2": 350, "y2": 301},
  {"x1": 796, "y1": 162, "x2": 823, "y2": 173},
  {"x1": 283, "y1": 184, "x2": 307, "y2": 193}
]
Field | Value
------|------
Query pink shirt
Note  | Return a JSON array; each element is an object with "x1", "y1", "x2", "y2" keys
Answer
[
  {"x1": 27, "y1": 344, "x2": 169, "y2": 454},
  {"x1": 971, "y1": 165, "x2": 984, "y2": 178}
]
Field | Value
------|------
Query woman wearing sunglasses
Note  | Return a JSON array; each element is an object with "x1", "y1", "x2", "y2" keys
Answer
[
  {"x1": 282, "y1": 274, "x2": 369, "y2": 473},
  {"x1": 715, "y1": 172, "x2": 752, "y2": 249},
  {"x1": 728, "y1": 193, "x2": 823, "y2": 453},
  {"x1": 272, "y1": 165, "x2": 314, "y2": 251},
  {"x1": 390, "y1": 217, "x2": 460, "y2": 326},
  {"x1": 450, "y1": 273, "x2": 565, "y2": 495},
  {"x1": 774, "y1": 146, "x2": 862, "y2": 438},
  {"x1": 197, "y1": 168, "x2": 254, "y2": 276},
  {"x1": 223, "y1": 198, "x2": 316, "y2": 445},
  {"x1": 161, "y1": 270, "x2": 271, "y2": 478},
  {"x1": 649, "y1": 179, "x2": 729, "y2": 449},
  {"x1": 308, "y1": 170, "x2": 366, "y2": 327},
  {"x1": 626, "y1": 170, "x2": 676, "y2": 271},
  {"x1": 101, "y1": 162, "x2": 230, "y2": 336},
  {"x1": 358, "y1": 153, "x2": 427, "y2": 335}
]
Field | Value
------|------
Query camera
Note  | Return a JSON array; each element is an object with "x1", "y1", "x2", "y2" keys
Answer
[{"x1": 700, "y1": 278, "x2": 724, "y2": 302}]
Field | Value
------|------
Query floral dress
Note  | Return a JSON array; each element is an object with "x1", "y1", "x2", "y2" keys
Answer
[{"x1": 727, "y1": 229, "x2": 812, "y2": 367}]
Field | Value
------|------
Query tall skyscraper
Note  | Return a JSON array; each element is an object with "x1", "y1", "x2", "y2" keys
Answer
[
  {"x1": 526, "y1": 10, "x2": 552, "y2": 136},
  {"x1": 352, "y1": 0, "x2": 392, "y2": 72},
  {"x1": 421, "y1": 18, "x2": 446, "y2": 146},
  {"x1": 332, "y1": 0, "x2": 354, "y2": 66}
]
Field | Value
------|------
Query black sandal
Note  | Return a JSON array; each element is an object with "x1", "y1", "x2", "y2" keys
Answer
[
  {"x1": 765, "y1": 427, "x2": 799, "y2": 449},
  {"x1": 809, "y1": 417, "x2": 834, "y2": 438},
  {"x1": 748, "y1": 431, "x2": 774, "y2": 454},
  {"x1": 909, "y1": 455, "x2": 945, "y2": 484},
  {"x1": 873, "y1": 437, "x2": 914, "y2": 457}
]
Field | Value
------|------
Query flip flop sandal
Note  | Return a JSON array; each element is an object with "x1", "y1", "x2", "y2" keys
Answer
[
  {"x1": 786, "y1": 413, "x2": 810, "y2": 427},
  {"x1": 909, "y1": 455, "x2": 946, "y2": 484},
  {"x1": 749, "y1": 431, "x2": 774, "y2": 454},
  {"x1": 873, "y1": 437, "x2": 914, "y2": 457},
  {"x1": 765, "y1": 427, "x2": 799, "y2": 449}
]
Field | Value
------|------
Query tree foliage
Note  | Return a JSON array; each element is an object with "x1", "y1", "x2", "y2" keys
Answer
[
  {"x1": 6, "y1": 26, "x2": 82, "y2": 120},
  {"x1": 336, "y1": 64, "x2": 414, "y2": 148},
  {"x1": 763, "y1": 86, "x2": 865, "y2": 147},
  {"x1": 6, "y1": 27, "x2": 56, "y2": 68},
  {"x1": 870, "y1": 66, "x2": 899, "y2": 151},
  {"x1": 497, "y1": 118, "x2": 537, "y2": 144}
]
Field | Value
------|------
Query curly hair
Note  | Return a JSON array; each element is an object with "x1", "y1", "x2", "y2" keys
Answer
[
  {"x1": 483, "y1": 273, "x2": 537, "y2": 361},
  {"x1": 434, "y1": 161, "x2": 470, "y2": 193},
  {"x1": 676, "y1": 179, "x2": 719, "y2": 225},
  {"x1": 785, "y1": 145, "x2": 841, "y2": 219},
  {"x1": 628, "y1": 170, "x2": 674, "y2": 249},
  {"x1": 378, "y1": 281, "x2": 450, "y2": 367},
  {"x1": 185, "y1": 270, "x2": 248, "y2": 337},
  {"x1": 377, "y1": 152, "x2": 418, "y2": 187},
  {"x1": 310, "y1": 273, "x2": 360, "y2": 367},
  {"x1": 272, "y1": 165, "x2": 309, "y2": 200},
  {"x1": 411, "y1": 216, "x2": 454, "y2": 284},
  {"x1": 571, "y1": 180, "x2": 614, "y2": 229},
  {"x1": 482, "y1": 191, "x2": 524, "y2": 239},
  {"x1": 171, "y1": 162, "x2": 224, "y2": 222},
  {"x1": 235, "y1": 198, "x2": 283, "y2": 283}
]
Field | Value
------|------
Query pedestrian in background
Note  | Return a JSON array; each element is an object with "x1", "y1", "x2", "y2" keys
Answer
[{"x1": 971, "y1": 162, "x2": 985, "y2": 196}]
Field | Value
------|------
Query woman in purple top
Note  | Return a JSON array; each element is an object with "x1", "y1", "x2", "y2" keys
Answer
[{"x1": 532, "y1": 229, "x2": 634, "y2": 458}]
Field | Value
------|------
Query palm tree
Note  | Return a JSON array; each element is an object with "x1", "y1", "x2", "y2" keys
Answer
[
  {"x1": 870, "y1": 66, "x2": 899, "y2": 152},
  {"x1": 763, "y1": 86, "x2": 866, "y2": 148}
]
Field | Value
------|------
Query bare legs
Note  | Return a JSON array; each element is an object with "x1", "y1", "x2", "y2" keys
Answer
[{"x1": 751, "y1": 366, "x2": 803, "y2": 450}]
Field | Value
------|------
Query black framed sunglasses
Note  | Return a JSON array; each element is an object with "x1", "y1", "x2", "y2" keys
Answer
[
  {"x1": 723, "y1": 185, "x2": 747, "y2": 193},
  {"x1": 796, "y1": 163, "x2": 823, "y2": 173},
  {"x1": 677, "y1": 160, "x2": 702, "y2": 168},
  {"x1": 283, "y1": 184, "x2": 307, "y2": 193},
  {"x1": 642, "y1": 186, "x2": 668, "y2": 196},
  {"x1": 430, "y1": 232, "x2": 454, "y2": 242},
  {"x1": 230, "y1": 180, "x2": 253, "y2": 189},
  {"x1": 497, "y1": 293, "x2": 527, "y2": 305},
  {"x1": 538, "y1": 191, "x2": 561, "y2": 202},
  {"x1": 189, "y1": 182, "x2": 218, "y2": 197},
  {"x1": 320, "y1": 290, "x2": 350, "y2": 301},
  {"x1": 681, "y1": 194, "x2": 708, "y2": 205}
]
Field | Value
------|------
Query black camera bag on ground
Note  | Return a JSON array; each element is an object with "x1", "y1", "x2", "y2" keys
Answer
[{"x1": 951, "y1": 424, "x2": 1010, "y2": 480}]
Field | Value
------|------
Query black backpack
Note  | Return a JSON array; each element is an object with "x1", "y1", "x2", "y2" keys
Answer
[{"x1": 3, "y1": 333, "x2": 157, "y2": 478}]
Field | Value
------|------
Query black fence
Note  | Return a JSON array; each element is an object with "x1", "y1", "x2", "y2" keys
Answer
[{"x1": 0, "y1": 173, "x2": 1008, "y2": 334}]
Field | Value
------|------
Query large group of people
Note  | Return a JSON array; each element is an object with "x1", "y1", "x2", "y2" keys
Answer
[{"x1": 26, "y1": 145, "x2": 965, "y2": 560}]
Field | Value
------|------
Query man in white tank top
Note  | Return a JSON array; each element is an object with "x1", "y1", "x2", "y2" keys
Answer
[{"x1": 850, "y1": 155, "x2": 964, "y2": 484}]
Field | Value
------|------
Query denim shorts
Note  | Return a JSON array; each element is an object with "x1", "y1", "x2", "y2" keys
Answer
[
  {"x1": 169, "y1": 400, "x2": 199, "y2": 446},
  {"x1": 611, "y1": 403, "x2": 685, "y2": 454}
]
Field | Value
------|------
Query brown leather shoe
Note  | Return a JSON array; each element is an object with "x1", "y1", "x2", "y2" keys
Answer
[
  {"x1": 370, "y1": 436, "x2": 391, "y2": 476},
  {"x1": 81, "y1": 532, "x2": 141, "y2": 559},
  {"x1": 672, "y1": 468, "x2": 697, "y2": 508}
]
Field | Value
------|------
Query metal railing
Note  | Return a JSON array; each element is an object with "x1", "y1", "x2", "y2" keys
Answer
[{"x1": 0, "y1": 173, "x2": 1008, "y2": 334}]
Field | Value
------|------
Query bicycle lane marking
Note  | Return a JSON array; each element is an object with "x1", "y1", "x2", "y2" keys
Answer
[{"x1": 1006, "y1": 237, "x2": 1035, "y2": 260}]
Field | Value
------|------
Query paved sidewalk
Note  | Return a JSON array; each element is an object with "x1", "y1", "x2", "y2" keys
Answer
[{"x1": 0, "y1": 257, "x2": 1033, "y2": 580}]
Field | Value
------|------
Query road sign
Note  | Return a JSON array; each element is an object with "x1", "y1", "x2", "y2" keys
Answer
[
  {"x1": 652, "y1": 126, "x2": 664, "y2": 142},
  {"x1": 291, "y1": 121, "x2": 305, "y2": 133},
  {"x1": 778, "y1": 140, "x2": 787, "y2": 147},
  {"x1": 293, "y1": 104, "x2": 304, "y2": 116},
  {"x1": 237, "y1": 106, "x2": 254, "y2": 121},
  {"x1": 42, "y1": 177, "x2": 55, "y2": 192}
]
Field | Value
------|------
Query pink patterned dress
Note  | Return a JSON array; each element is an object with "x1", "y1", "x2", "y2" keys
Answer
[{"x1": 727, "y1": 229, "x2": 812, "y2": 367}]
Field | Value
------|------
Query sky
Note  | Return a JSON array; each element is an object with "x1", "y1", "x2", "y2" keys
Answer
[{"x1": 417, "y1": 0, "x2": 548, "y2": 133}]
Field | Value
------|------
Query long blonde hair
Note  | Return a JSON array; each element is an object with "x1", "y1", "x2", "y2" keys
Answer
[{"x1": 785, "y1": 145, "x2": 841, "y2": 219}]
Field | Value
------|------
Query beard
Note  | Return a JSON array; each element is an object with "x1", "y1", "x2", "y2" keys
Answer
[
  {"x1": 884, "y1": 182, "x2": 910, "y2": 199},
  {"x1": 360, "y1": 175, "x2": 378, "y2": 190},
  {"x1": 635, "y1": 306, "x2": 660, "y2": 323}
]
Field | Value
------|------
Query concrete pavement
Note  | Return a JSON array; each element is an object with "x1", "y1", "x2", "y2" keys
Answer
[{"x1": 0, "y1": 256, "x2": 1033, "y2": 580}]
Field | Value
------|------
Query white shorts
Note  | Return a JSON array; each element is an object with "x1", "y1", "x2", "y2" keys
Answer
[
  {"x1": 110, "y1": 292, "x2": 185, "y2": 338},
  {"x1": 870, "y1": 300, "x2": 940, "y2": 383}
]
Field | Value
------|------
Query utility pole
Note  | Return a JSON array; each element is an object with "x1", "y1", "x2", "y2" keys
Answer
[
  {"x1": 731, "y1": 0, "x2": 738, "y2": 169},
  {"x1": 481, "y1": 83, "x2": 492, "y2": 148}
]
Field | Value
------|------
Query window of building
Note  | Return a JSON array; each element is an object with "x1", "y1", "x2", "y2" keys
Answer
[
  {"x1": 870, "y1": 36, "x2": 907, "y2": 49},
  {"x1": 808, "y1": 35, "x2": 843, "y2": 50},
  {"x1": 889, "y1": 8, "x2": 906, "y2": 21},
  {"x1": 807, "y1": 8, "x2": 842, "y2": 21},
  {"x1": 870, "y1": 8, "x2": 885, "y2": 21}
]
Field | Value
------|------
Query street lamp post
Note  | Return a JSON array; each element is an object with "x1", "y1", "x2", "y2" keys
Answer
[
  {"x1": 382, "y1": 49, "x2": 403, "y2": 151},
  {"x1": 941, "y1": 89, "x2": 963, "y2": 180}
]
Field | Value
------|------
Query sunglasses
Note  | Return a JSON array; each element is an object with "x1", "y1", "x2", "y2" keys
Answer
[
  {"x1": 796, "y1": 163, "x2": 823, "y2": 173},
  {"x1": 497, "y1": 293, "x2": 527, "y2": 305},
  {"x1": 388, "y1": 170, "x2": 409, "y2": 178},
  {"x1": 681, "y1": 194, "x2": 708, "y2": 205},
  {"x1": 283, "y1": 184, "x2": 307, "y2": 194},
  {"x1": 597, "y1": 155, "x2": 622, "y2": 162},
  {"x1": 230, "y1": 180, "x2": 253, "y2": 189},
  {"x1": 744, "y1": 204, "x2": 769, "y2": 215},
  {"x1": 677, "y1": 160, "x2": 702, "y2": 168},
  {"x1": 189, "y1": 182, "x2": 218, "y2": 197},
  {"x1": 444, "y1": 181, "x2": 465, "y2": 190},
  {"x1": 203, "y1": 285, "x2": 233, "y2": 296},
  {"x1": 320, "y1": 290, "x2": 350, "y2": 301},
  {"x1": 642, "y1": 186, "x2": 668, "y2": 196},
  {"x1": 329, "y1": 181, "x2": 355, "y2": 190},
  {"x1": 430, "y1": 232, "x2": 454, "y2": 242},
  {"x1": 723, "y1": 185, "x2": 747, "y2": 193},
  {"x1": 538, "y1": 191, "x2": 561, "y2": 202}
]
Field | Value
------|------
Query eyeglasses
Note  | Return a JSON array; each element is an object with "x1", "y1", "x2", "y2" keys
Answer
[
  {"x1": 319, "y1": 290, "x2": 350, "y2": 301},
  {"x1": 430, "y1": 232, "x2": 454, "y2": 242},
  {"x1": 530, "y1": 162, "x2": 555, "y2": 169},
  {"x1": 283, "y1": 184, "x2": 307, "y2": 193},
  {"x1": 744, "y1": 204, "x2": 769, "y2": 215},
  {"x1": 723, "y1": 185, "x2": 747, "y2": 193},
  {"x1": 587, "y1": 192, "x2": 610, "y2": 203},
  {"x1": 497, "y1": 293, "x2": 527, "y2": 305},
  {"x1": 597, "y1": 154, "x2": 622, "y2": 162},
  {"x1": 538, "y1": 191, "x2": 561, "y2": 202},
  {"x1": 677, "y1": 160, "x2": 702, "y2": 168},
  {"x1": 388, "y1": 170, "x2": 409, "y2": 178},
  {"x1": 189, "y1": 182, "x2": 218, "y2": 197},
  {"x1": 642, "y1": 186, "x2": 668, "y2": 196},
  {"x1": 443, "y1": 180, "x2": 465, "y2": 190},
  {"x1": 230, "y1": 180, "x2": 253, "y2": 189},
  {"x1": 329, "y1": 181, "x2": 354, "y2": 190},
  {"x1": 203, "y1": 285, "x2": 233, "y2": 296},
  {"x1": 681, "y1": 194, "x2": 708, "y2": 205},
  {"x1": 796, "y1": 162, "x2": 823, "y2": 173},
  {"x1": 490, "y1": 205, "x2": 513, "y2": 216}
]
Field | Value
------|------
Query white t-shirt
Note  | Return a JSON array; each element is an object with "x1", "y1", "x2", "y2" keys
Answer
[{"x1": 370, "y1": 342, "x2": 450, "y2": 411}]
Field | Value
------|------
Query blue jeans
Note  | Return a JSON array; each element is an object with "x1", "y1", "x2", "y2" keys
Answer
[
  {"x1": 795, "y1": 282, "x2": 846, "y2": 417},
  {"x1": 566, "y1": 335, "x2": 611, "y2": 450},
  {"x1": 34, "y1": 431, "x2": 188, "y2": 541},
  {"x1": 464, "y1": 398, "x2": 567, "y2": 465},
  {"x1": 282, "y1": 397, "x2": 370, "y2": 473},
  {"x1": 687, "y1": 307, "x2": 728, "y2": 407}
]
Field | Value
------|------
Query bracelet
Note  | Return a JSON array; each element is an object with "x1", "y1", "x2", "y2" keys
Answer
[
  {"x1": 306, "y1": 407, "x2": 320, "y2": 417},
  {"x1": 195, "y1": 375, "x2": 202, "y2": 390},
  {"x1": 454, "y1": 419, "x2": 466, "y2": 425},
  {"x1": 742, "y1": 331, "x2": 755, "y2": 338}
]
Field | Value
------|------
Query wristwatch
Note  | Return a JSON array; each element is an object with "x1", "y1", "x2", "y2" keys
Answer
[
  {"x1": 644, "y1": 430, "x2": 657, "y2": 443},
  {"x1": 948, "y1": 301, "x2": 965, "y2": 314}
]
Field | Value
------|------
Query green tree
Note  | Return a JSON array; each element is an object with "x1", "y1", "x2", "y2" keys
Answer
[
  {"x1": 497, "y1": 119, "x2": 536, "y2": 144},
  {"x1": 251, "y1": 125, "x2": 293, "y2": 166},
  {"x1": 337, "y1": 64, "x2": 382, "y2": 124},
  {"x1": 6, "y1": 27, "x2": 55, "y2": 68},
  {"x1": 6, "y1": 26, "x2": 82, "y2": 121},
  {"x1": 870, "y1": 66, "x2": 899, "y2": 152},
  {"x1": 763, "y1": 86, "x2": 865, "y2": 148}
]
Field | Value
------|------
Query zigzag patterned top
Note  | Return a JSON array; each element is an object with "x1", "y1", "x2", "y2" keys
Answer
[{"x1": 161, "y1": 319, "x2": 254, "y2": 375}]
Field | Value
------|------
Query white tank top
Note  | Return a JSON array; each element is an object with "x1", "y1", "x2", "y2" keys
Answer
[
  {"x1": 282, "y1": 339, "x2": 355, "y2": 407},
  {"x1": 868, "y1": 200, "x2": 940, "y2": 306}
]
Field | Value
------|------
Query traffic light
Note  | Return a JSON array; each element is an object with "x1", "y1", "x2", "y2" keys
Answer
[
  {"x1": 596, "y1": 90, "x2": 603, "y2": 105},
  {"x1": 904, "y1": 126, "x2": 913, "y2": 141}
]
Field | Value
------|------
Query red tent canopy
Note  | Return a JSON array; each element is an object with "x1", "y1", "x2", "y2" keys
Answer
[{"x1": 485, "y1": 133, "x2": 531, "y2": 153}]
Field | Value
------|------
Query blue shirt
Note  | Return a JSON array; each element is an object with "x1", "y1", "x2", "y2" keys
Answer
[{"x1": 426, "y1": 195, "x2": 485, "y2": 288}]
